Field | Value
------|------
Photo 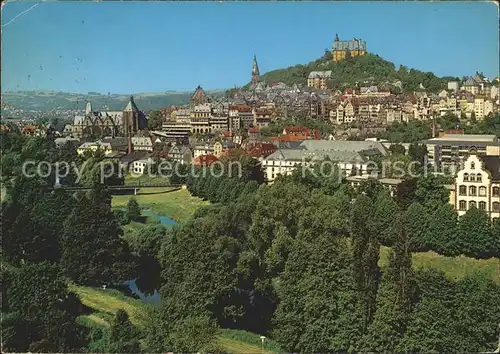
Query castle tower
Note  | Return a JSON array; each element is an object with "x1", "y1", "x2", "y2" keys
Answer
[{"x1": 252, "y1": 55, "x2": 260, "y2": 85}]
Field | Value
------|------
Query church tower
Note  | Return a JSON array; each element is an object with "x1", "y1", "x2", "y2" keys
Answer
[
  {"x1": 122, "y1": 95, "x2": 139, "y2": 136},
  {"x1": 252, "y1": 55, "x2": 260, "y2": 85}
]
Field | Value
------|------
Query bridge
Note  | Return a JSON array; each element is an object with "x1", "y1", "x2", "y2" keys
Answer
[{"x1": 48, "y1": 183, "x2": 183, "y2": 195}]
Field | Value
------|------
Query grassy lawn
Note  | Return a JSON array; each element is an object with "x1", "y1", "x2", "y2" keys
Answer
[
  {"x1": 124, "y1": 174, "x2": 171, "y2": 186},
  {"x1": 70, "y1": 284, "x2": 147, "y2": 327},
  {"x1": 218, "y1": 337, "x2": 274, "y2": 354},
  {"x1": 379, "y1": 246, "x2": 500, "y2": 283},
  {"x1": 112, "y1": 188, "x2": 209, "y2": 223},
  {"x1": 218, "y1": 329, "x2": 283, "y2": 354},
  {"x1": 72, "y1": 283, "x2": 282, "y2": 354}
]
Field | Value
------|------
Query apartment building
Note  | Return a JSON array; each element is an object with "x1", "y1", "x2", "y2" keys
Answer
[
  {"x1": 451, "y1": 153, "x2": 500, "y2": 222},
  {"x1": 262, "y1": 140, "x2": 388, "y2": 182},
  {"x1": 191, "y1": 104, "x2": 212, "y2": 134},
  {"x1": 424, "y1": 134, "x2": 500, "y2": 171}
]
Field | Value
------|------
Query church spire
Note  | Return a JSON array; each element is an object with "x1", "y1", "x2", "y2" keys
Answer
[{"x1": 252, "y1": 55, "x2": 260, "y2": 85}]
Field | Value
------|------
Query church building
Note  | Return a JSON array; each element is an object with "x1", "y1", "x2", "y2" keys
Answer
[{"x1": 70, "y1": 96, "x2": 147, "y2": 138}]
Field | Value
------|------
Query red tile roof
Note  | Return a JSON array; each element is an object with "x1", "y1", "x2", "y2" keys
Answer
[{"x1": 193, "y1": 154, "x2": 219, "y2": 167}]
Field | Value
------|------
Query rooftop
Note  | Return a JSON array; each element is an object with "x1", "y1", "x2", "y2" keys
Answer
[{"x1": 426, "y1": 134, "x2": 498, "y2": 143}]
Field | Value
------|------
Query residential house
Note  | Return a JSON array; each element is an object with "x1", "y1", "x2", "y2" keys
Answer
[
  {"x1": 77, "y1": 141, "x2": 113, "y2": 156},
  {"x1": 131, "y1": 136, "x2": 153, "y2": 152},
  {"x1": 168, "y1": 145, "x2": 193, "y2": 164},
  {"x1": 192, "y1": 154, "x2": 219, "y2": 167},
  {"x1": 131, "y1": 158, "x2": 154, "y2": 176},
  {"x1": 194, "y1": 143, "x2": 215, "y2": 158},
  {"x1": 463, "y1": 77, "x2": 480, "y2": 95},
  {"x1": 307, "y1": 71, "x2": 332, "y2": 90},
  {"x1": 451, "y1": 153, "x2": 500, "y2": 222}
]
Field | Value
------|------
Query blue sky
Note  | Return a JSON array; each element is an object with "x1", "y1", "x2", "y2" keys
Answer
[{"x1": 1, "y1": 1, "x2": 498, "y2": 94}]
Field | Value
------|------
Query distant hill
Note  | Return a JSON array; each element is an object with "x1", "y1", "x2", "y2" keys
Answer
[
  {"x1": 250, "y1": 53, "x2": 456, "y2": 93},
  {"x1": 1, "y1": 89, "x2": 226, "y2": 113}
]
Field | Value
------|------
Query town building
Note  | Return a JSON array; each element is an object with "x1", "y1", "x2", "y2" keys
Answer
[
  {"x1": 450, "y1": 153, "x2": 500, "y2": 222},
  {"x1": 131, "y1": 158, "x2": 153, "y2": 176},
  {"x1": 262, "y1": 139, "x2": 388, "y2": 182},
  {"x1": 71, "y1": 97, "x2": 147, "y2": 138},
  {"x1": 332, "y1": 34, "x2": 366, "y2": 62},
  {"x1": 424, "y1": 134, "x2": 500, "y2": 171},
  {"x1": 194, "y1": 143, "x2": 215, "y2": 158},
  {"x1": 193, "y1": 154, "x2": 219, "y2": 167},
  {"x1": 307, "y1": 71, "x2": 332, "y2": 90},
  {"x1": 131, "y1": 136, "x2": 153, "y2": 152},
  {"x1": 168, "y1": 145, "x2": 192, "y2": 164},
  {"x1": 448, "y1": 81, "x2": 460, "y2": 93},
  {"x1": 191, "y1": 86, "x2": 210, "y2": 105}
]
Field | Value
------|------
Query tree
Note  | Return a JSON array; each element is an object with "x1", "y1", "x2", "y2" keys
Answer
[
  {"x1": 148, "y1": 110, "x2": 164, "y2": 131},
  {"x1": 2, "y1": 263, "x2": 88, "y2": 353},
  {"x1": 398, "y1": 269, "x2": 460, "y2": 353},
  {"x1": 350, "y1": 194, "x2": 380, "y2": 332},
  {"x1": 363, "y1": 215, "x2": 414, "y2": 352},
  {"x1": 457, "y1": 206, "x2": 496, "y2": 258},
  {"x1": 452, "y1": 273, "x2": 500, "y2": 352},
  {"x1": 60, "y1": 188, "x2": 137, "y2": 285},
  {"x1": 414, "y1": 174, "x2": 450, "y2": 210},
  {"x1": 127, "y1": 197, "x2": 142, "y2": 222},
  {"x1": 428, "y1": 204, "x2": 459, "y2": 256},
  {"x1": 389, "y1": 143, "x2": 406, "y2": 155},
  {"x1": 393, "y1": 178, "x2": 417, "y2": 210},
  {"x1": 107, "y1": 309, "x2": 141, "y2": 353},
  {"x1": 408, "y1": 143, "x2": 427, "y2": 166},
  {"x1": 404, "y1": 202, "x2": 431, "y2": 251},
  {"x1": 373, "y1": 190, "x2": 400, "y2": 245}
]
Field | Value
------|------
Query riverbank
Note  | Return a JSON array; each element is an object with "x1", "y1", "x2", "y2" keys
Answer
[
  {"x1": 73, "y1": 284, "x2": 282, "y2": 353},
  {"x1": 111, "y1": 188, "x2": 209, "y2": 223}
]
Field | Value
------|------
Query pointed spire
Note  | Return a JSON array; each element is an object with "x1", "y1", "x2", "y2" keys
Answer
[
  {"x1": 124, "y1": 95, "x2": 139, "y2": 112},
  {"x1": 252, "y1": 55, "x2": 260, "y2": 85},
  {"x1": 252, "y1": 55, "x2": 260, "y2": 76}
]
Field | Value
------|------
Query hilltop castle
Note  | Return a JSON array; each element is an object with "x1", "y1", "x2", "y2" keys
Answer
[{"x1": 332, "y1": 34, "x2": 367, "y2": 62}]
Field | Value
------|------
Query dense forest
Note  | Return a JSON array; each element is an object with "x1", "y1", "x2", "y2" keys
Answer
[
  {"x1": 248, "y1": 53, "x2": 453, "y2": 93},
  {"x1": 1, "y1": 129, "x2": 499, "y2": 353}
]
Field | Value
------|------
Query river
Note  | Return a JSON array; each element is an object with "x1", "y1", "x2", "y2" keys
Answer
[{"x1": 124, "y1": 209, "x2": 178, "y2": 304}]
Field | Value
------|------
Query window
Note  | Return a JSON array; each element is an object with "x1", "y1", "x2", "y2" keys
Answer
[
  {"x1": 463, "y1": 173, "x2": 469, "y2": 182},
  {"x1": 493, "y1": 187, "x2": 500, "y2": 197},
  {"x1": 469, "y1": 201, "x2": 477, "y2": 209},
  {"x1": 493, "y1": 202, "x2": 500, "y2": 212},
  {"x1": 459, "y1": 200, "x2": 466, "y2": 210},
  {"x1": 479, "y1": 186, "x2": 487, "y2": 197},
  {"x1": 479, "y1": 201, "x2": 487, "y2": 211},
  {"x1": 470, "y1": 174, "x2": 476, "y2": 182},
  {"x1": 471, "y1": 161, "x2": 475, "y2": 169},
  {"x1": 476, "y1": 174, "x2": 482, "y2": 182},
  {"x1": 469, "y1": 186, "x2": 477, "y2": 196},
  {"x1": 459, "y1": 185, "x2": 467, "y2": 196}
]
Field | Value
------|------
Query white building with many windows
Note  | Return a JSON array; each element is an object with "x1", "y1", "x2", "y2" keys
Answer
[{"x1": 452, "y1": 153, "x2": 500, "y2": 222}]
